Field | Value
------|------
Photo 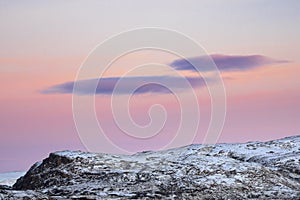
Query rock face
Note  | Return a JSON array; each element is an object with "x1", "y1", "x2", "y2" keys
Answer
[{"x1": 1, "y1": 135, "x2": 300, "y2": 199}]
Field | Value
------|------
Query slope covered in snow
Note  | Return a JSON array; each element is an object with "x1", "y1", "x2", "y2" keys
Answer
[
  {"x1": 1, "y1": 135, "x2": 300, "y2": 199},
  {"x1": 0, "y1": 172, "x2": 25, "y2": 186}
]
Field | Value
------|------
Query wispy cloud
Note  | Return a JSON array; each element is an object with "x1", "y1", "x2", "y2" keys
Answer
[
  {"x1": 170, "y1": 54, "x2": 289, "y2": 72},
  {"x1": 42, "y1": 54, "x2": 288, "y2": 96},
  {"x1": 41, "y1": 76, "x2": 206, "y2": 95}
]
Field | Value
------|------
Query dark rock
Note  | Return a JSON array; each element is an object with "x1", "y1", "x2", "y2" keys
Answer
[{"x1": 0, "y1": 185, "x2": 11, "y2": 190}]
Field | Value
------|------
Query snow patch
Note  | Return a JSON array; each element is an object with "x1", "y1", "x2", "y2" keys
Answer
[{"x1": 0, "y1": 171, "x2": 25, "y2": 186}]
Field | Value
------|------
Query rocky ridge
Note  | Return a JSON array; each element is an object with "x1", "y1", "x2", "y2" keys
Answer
[{"x1": 1, "y1": 135, "x2": 300, "y2": 199}]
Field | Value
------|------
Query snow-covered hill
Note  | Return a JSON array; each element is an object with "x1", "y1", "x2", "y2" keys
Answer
[
  {"x1": 1, "y1": 135, "x2": 300, "y2": 199},
  {"x1": 0, "y1": 172, "x2": 25, "y2": 186}
]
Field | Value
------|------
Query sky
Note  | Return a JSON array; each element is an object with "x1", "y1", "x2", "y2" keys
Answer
[{"x1": 0, "y1": 0, "x2": 300, "y2": 172}]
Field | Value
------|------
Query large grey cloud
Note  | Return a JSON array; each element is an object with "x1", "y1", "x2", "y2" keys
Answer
[
  {"x1": 41, "y1": 76, "x2": 206, "y2": 95},
  {"x1": 170, "y1": 54, "x2": 289, "y2": 72}
]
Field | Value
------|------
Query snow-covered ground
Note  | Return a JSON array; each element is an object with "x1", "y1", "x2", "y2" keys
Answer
[
  {"x1": 1, "y1": 135, "x2": 299, "y2": 199},
  {"x1": 0, "y1": 171, "x2": 25, "y2": 186}
]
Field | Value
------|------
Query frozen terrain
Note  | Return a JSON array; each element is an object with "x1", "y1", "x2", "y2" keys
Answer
[
  {"x1": 0, "y1": 172, "x2": 25, "y2": 186},
  {"x1": 0, "y1": 135, "x2": 300, "y2": 199}
]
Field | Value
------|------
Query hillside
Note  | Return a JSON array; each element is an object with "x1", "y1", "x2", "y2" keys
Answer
[{"x1": 1, "y1": 135, "x2": 300, "y2": 199}]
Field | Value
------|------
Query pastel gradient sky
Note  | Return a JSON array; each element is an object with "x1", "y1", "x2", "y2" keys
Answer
[{"x1": 1, "y1": 1, "x2": 300, "y2": 172}]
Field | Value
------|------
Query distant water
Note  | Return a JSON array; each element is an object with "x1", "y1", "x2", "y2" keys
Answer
[{"x1": 0, "y1": 171, "x2": 25, "y2": 186}]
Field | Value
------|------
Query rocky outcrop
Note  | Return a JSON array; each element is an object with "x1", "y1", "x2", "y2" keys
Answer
[{"x1": 1, "y1": 135, "x2": 300, "y2": 199}]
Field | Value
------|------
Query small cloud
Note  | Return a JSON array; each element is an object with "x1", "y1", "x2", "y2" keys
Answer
[
  {"x1": 41, "y1": 76, "x2": 206, "y2": 95},
  {"x1": 170, "y1": 54, "x2": 289, "y2": 72}
]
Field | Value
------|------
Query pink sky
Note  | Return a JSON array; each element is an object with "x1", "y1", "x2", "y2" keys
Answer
[{"x1": 0, "y1": 1, "x2": 299, "y2": 172}]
